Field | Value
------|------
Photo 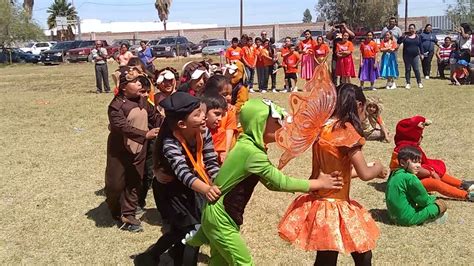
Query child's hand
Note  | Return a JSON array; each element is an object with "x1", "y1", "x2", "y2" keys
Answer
[
  {"x1": 146, "y1": 128, "x2": 160, "y2": 139},
  {"x1": 435, "y1": 199, "x2": 448, "y2": 214},
  {"x1": 205, "y1": 185, "x2": 221, "y2": 202},
  {"x1": 309, "y1": 171, "x2": 343, "y2": 191},
  {"x1": 378, "y1": 167, "x2": 389, "y2": 179}
]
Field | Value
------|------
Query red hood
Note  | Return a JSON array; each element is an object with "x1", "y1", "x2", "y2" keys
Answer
[{"x1": 394, "y1": 115, "x2": 426, "y2": 146}]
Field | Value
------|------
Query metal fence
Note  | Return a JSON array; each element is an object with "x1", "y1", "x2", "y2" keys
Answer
[{"x1": 429, "y1": 16, "x2": 453, "y2": 30}]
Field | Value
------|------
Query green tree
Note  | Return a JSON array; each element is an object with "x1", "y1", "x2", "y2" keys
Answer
[
  {"x1": 315, "y1": 0, "x2": 400, "y2": 30},
  {"x1": 303, "y1": 8, "x2": 313, "y2": 23},
  {"x1": 0, "y1": 1, "x2": 44, "y2": 46},
  {"x1": 155, "y1": 0, "x2": 172, "y2": 31},
  {"x1": 445, "y1": 0, "x2": 473, "y2": 27},
  {"x1": 47, "y1": 0, "x2": 77, "y2": 40}
]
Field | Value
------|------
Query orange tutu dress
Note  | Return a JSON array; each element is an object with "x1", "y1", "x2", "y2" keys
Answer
[{"x1": 278, "y1": 121, "x2": 379, "y2": 254}]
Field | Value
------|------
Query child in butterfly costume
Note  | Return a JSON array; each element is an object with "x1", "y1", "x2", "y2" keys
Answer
[
  {"x1": 185, "y1": 97, "x2": 343, "y2": 265},
  {"x1": 389, "y1": 115, "x2": 474, "y2": 201},
  {"x1": 277, "y1": 65, "x2": 386, "y2": 265}
]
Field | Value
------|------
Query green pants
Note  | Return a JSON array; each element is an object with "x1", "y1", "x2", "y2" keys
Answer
[
  {"x1": 397, "y1": 203, "x2": 440, "y2": 226},
  {"x1": 190, "y1": 200, "x2": 254, "y2": 265}
]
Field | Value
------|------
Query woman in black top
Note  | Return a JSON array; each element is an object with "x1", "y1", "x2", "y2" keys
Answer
[
  {"x1": 398, "y1": 24, "x2": 423, "y2": 89},
  {"x1": 420, "y1": 24, "x2": 438, "y2": 79}
]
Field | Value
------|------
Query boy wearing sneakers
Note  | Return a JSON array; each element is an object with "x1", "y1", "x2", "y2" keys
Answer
[{"x1": 282, "y1": 44, "x2": 300, "y2": 92}]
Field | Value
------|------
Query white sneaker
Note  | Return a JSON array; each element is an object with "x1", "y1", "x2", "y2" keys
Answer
[
  {"x1": 405, "y1": 84, "x2": 411, "y2": 89},
  {"x1": 281, "y1": 88, "x2": 288, "y2": 93},
  {"x1": 249, "y1": 88, "x2": 255, "y2": 93},
  {"x1": 390, "y1": 83, "x2": 397, "y2": 89},
  {"x1": 272, "y1": 89, "x2": 278, "y2": 93},
  {"x1": 418, "y1": 83, "x2": 424, "y2": 89},
  {"x1": 425, "y1": 76, "x2": 430, "y2": 80},
  {"x1": 371, "y1": 87, "x2": 377, "y2": 91},
  {"x1": 292, "y1": 86, "x2": 298, "y2": 92},
  {"x1": 261, "y1": 89, "x2": 267, "y2": 93}
]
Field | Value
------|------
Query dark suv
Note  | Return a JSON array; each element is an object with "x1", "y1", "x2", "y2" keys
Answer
[
  {"x1": 152, "y1": 36, "x2": 191, "y2": 58},
  {"x1": 41, "y1": 40, "x2": 82, "y2": 64}
]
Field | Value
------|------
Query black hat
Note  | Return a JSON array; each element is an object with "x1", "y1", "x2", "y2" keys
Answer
[{"x1": 159, "y1": 91, "x2": 201, "y2": 119}]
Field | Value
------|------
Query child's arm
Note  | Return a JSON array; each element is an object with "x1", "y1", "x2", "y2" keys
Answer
[
  {"x1": 202, "y1": 129, "x2": 221, "y2": 180},
  {"x1": 377, "y1": 116, "x2": 390, "y2": 142},
  {"x1": 247, "y1": 151, "x2": 343, "y2": 193},
  {"x1": 406, "y1": 175, "x2": 437, "y2": 208},
  {"x1": 108, "y1": 104, "x2": 157, "y2": 143},
  {"x1": 350, "y1": 148, "x2": 386, "y2": 181},
  {"x1": 163, "y1": 138, "x2": 221, "y2": 201}
]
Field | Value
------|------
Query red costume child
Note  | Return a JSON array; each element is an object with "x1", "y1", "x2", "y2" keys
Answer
[{"x1": 390, "y1": 115, "x2": 474, "y2": 201}]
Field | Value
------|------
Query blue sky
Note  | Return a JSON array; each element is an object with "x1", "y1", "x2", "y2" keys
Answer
[{"x1": 31, "y1": 0, "x2": 457, "y2": 29}]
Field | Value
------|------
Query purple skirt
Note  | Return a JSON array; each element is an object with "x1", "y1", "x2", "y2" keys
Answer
[{"x1": 358, "y1": 58, "x2": 380, "y2": 82}]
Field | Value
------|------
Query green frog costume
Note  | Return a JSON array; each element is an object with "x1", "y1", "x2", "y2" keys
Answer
[
  {"x1": 386, "y1": 168, "x2": 441, "y2": 226},
  {"x1": 187, "y1": 98, "x2": 312, "y2": 265}
]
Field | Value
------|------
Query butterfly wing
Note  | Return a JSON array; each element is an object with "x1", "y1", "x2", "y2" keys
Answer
[{"x1": 276, "y1": 64, "x2": 337, "y2": 169}]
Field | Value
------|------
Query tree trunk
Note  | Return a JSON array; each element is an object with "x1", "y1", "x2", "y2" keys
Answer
[
  {"x1": 23, "y1": 0, "x2": 34, "y2": 19},
  {"x1": 163, "y1": 20, "x2": 167, "y2": 31}
]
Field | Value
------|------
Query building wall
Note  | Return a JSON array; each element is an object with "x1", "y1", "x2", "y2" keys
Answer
[{"x1": 78, "y1": 18, "x2": 429, "y2": 43}]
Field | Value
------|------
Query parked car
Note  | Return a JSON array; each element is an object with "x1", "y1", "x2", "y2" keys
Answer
[
  {"x1": 40, "y1": 40, "x2": 82, "y2": 64},
  {"x1": 0, "y1": 47, "x2": 40, "y2": 63},
  {"x1": 188, "y1": 41, "x2": 201, "y2": 54},
  {"x1": 274, "y1": 37, "x2": 298, "y2": 49},
  {"x1": 20, "y1": 41, "x2": 54, "y2": 55},
  {"x1": 152, "y1": 36, "x2": 191, "y2": 58},
  {"x1": 67, "y1": 40, "x2": 109, "y2": 62},
  {"x1": 109, "y1": 39, "x2": 144, "y2": 58},
  {"x1": 191, "y1": 38, "x2": 216, "y2": 54},
  {"x1": 202, "y1": 39, "x2": 230, "y2": 56}
]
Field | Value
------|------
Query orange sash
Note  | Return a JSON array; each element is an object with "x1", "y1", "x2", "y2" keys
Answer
[{"x1": 173, "y1": 131, "x2": 211, "y2": 185}]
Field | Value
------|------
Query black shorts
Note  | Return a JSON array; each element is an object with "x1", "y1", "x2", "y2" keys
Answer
[{"x1": 285, "y1": 73, "x2": 297, "y2": 80}]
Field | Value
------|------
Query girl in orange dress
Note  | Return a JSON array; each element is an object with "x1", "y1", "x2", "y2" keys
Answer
[
  {"x1": 277, "y1": 81, "x2": 386, "y2": 265},
  {"x1": 314, "y1": 36, "x2": 330, "y2": 68},
  {"x1": 335, "y1": 32, "x2": 356, "y2": 84}
]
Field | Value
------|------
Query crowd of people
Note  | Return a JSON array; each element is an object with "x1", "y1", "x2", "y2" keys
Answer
[{"x1": 95, "y1": 18, "x2": 473, "y2": 266}]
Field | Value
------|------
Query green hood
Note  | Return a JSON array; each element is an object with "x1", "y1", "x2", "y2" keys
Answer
[{"x1": 239, "y1": 98, "x2": 287, "y2": 150}]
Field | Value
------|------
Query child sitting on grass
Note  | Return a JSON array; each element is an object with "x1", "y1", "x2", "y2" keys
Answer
[
  {"x1": 362, "y1": 96, "x2": 390, "y2": 143},
  {"x1": 452, "y1": 59, "x2": 470, "y2": 86},
  {"x1": 386, "y1": 146, "x2": 448, "y2": 226}
]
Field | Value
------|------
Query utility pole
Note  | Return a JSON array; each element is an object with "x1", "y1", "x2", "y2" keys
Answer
[
  {"x1": 240, "y1": 0, "x2": 243, "y2": 37},
  {"x1": 404, "y1": 0, "x2": 408, "y2": 31}
]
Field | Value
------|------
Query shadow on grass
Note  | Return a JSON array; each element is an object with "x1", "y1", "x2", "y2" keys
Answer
[
  {"x1": 94, "y1": 187, "x2": 105, "y2": 197},
  {"x1": 85, "y1": 201, "x2": 117, "y2": 228},
  {"x1": 141, "y1": 208, "x2": 163, "y2": 226},
  {"x1": 131, "y1": 246, "x2": 210, "y2": 266},
  {"x1": 367, "y1": 181, "x2": 387, "y2": 193},
  {"x1": 369, "y1": 208, "x2": 392, "y2": 225}
]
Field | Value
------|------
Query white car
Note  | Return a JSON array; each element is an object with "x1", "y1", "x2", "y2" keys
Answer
[{"x1": 20, "y1": 42, "x2": 54, "y2": 55}]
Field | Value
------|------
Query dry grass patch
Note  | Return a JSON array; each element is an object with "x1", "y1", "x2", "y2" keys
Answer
[{"x1": 0, "y1": 57, "x2": 473, "y2": 264}]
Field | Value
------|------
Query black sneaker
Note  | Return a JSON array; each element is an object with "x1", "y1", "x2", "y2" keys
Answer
[
  {"x1": 120, "y1": 215, "x2": 143, "y2": 232},
  {"x1": 461, "y1": 180, "x2": 474, "y2": 191}
]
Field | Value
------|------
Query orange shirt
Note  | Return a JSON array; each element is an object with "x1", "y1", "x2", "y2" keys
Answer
[
  {"x1": 380, "y1": 39, "x2": 398, "y2": 51},
  {"x1": 280, "y1": 46, "x2": 291, "y2": 58},
  {"x1": 241, "y1": 46, "x2": 256, "y2": 67},
  {"x1": 314, "y1": 43, "x2": 330, "y2": 58},
  {"x1": 260, "y1": 47, "x2": 273, "y2": 66},
  {"x1": 210, "y1": 107, "x2": 237, "y2": 155},
  {"x1": 255, "y1": 46, "x2": 265, "y2": 67},
  {"x1": 360, "y1": 40, "x2": 379, "y2": 58},
  {"x1": 298, "y1": 39, "x2": 316, "y2": 55},
  {"x1": 283, "y1": 52, "x2": 300, "y2": 73},
  {"x1": 336, "y1": 41, "x2": 354, "y2": 56},
  {"x1": 226, "y1": 46, "x2": 242, "y2": 61}
]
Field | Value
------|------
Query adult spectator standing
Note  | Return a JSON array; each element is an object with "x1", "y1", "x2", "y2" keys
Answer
[
  {"x1": 138, "y1": 41, "x2": 156, "y2": 73},
  {"x1": 435, "y1": 37, "x2": 453, "y2": 79},
  {"x1": 91, "y1": 40, "x2": 110, "y2": 93},
  {"x1": 261, "y1": 30, "x2": 269, "y2": 40},
  {"x1": 381, "y1": 17, "x2": 403, "y2": 41},
  {"x1": 420, "y1": 24, "x2": 438, "y2": 79},
  {"x1": 326, "y1": 21, "x2": 355, "y2": 84},
  {"x1": 458, "y1": 23, "x2": 472, "y2": 62},
  {"x1": 398, "y1": 24, "x2": 423, "y2": 89}
]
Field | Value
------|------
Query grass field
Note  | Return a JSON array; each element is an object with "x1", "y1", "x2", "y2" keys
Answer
[{"x1": 0, "y1": 55, "x2": 473, "y2": 265}]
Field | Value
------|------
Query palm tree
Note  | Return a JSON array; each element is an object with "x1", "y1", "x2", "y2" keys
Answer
[
  {"x1": 23, "y1": 0, "x2": 34, "y2": 19},
  {"x1": 47, "y1": 0, "x2": 77, "y2": 40},
  {"x1": 155, "y1": 0, "x2": 172, "y2": 31}
]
